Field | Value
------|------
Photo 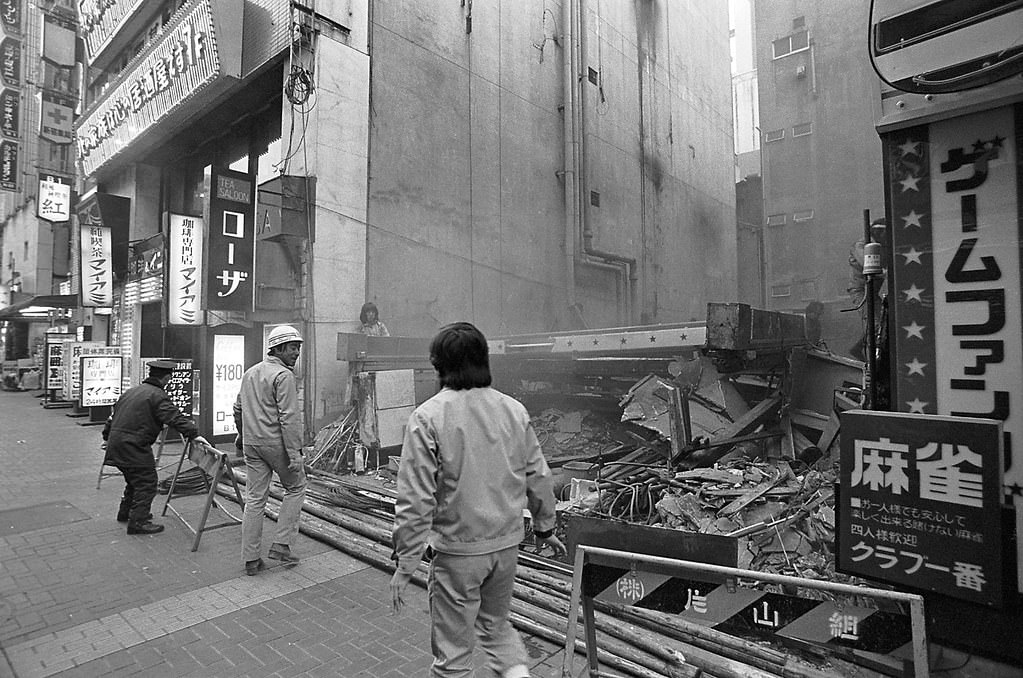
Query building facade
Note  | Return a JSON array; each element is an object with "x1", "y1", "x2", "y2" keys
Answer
[
  {"x1": 753, "y1": 0, "x2": 884, "y2": 353},
  {"x1": 0, "y1": 0, "x2": 77, "y2": 365},
  {"x1": 72, "y1": 0, "x2": 737, "y2": 437}
]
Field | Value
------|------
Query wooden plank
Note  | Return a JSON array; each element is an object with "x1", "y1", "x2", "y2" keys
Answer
[{"x1": 679, "y1": 392, "x2": 782, "y2": 468}]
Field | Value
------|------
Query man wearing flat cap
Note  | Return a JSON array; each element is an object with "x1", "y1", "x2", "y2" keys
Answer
[{"x1": 103, "y1": 359, "x2": 208, "y2": 535}]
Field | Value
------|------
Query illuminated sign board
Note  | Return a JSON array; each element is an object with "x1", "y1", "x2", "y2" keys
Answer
[
  {"x1": 75, "y1": 0, "x2": 242, "y2": 175},
  {"x1": 884, "y1": 104, "x2": 1022, "y2": 502},
  {"x1": 212, "y1": 334, "x2": 243, "y2": 436},
  {"x1": 79, "y1": 0, "x2": 145, "y2": 64},
  {"x1": 205, "y1": 168, "x2": 254, "y2": 312}
]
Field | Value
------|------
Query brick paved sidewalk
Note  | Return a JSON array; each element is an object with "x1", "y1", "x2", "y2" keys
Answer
[{"x1": 0, "y1": 390, "x2": 572, "y2": 678}]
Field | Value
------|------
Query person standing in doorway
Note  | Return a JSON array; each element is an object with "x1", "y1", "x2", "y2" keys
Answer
[
  {"x1": 359, "y1": 302, "x2": 390, "y2": 336},
  {"x1": 103, "y1": 359, "x2": 205, "y2": 535},
  {"x1": 390, "y1": 322, "x2": 565, "y2": 678},
  {"x1": 234, "y1": 324, "x2": 308, "y2": 576}
]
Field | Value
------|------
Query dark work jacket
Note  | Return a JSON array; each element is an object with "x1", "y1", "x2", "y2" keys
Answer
[{"x1": 103, "y1": 377, "x2": 199, "y2": 467}]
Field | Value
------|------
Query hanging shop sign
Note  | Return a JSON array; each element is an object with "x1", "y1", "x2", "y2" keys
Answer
[
  {"x1": 1, "y1": 88, "x2": 18, "y2": 139},
  {"x1": 39, "y1": 91, "x2": 73, "y2": 144},
  {"x1": 0, "y1": 137, "x2": 16, "y2": 190},
  {"x1": 0, "y1": 37, "x2": 18, "y2": 87},
  {"x1": 79, "y1": 354, "x2": 122, "y2": 407},
  {"x1": 1, "y1": 0, "x2": 20, "y2": 35},
  {"x1": 38, "y1": 174, "x2": 71, "y2": 222},
  {"x1": 205, "y1": 168, "x2": 254, "y2": 312},
  {"x1": 126, "y1": 234, "x2": 163, "y2": 303},
  {"x1": 211, "y1": 334, "x2": 243, "y2": 436},
  {"x1": 838, "y1": 410, "x2": 1004, "y2": 607},
  {"x1": 79, "y1": 224, "x2": 113, "y2": 307},
  {"x1": 41, "y1": 13, "x2": 74, "y2": 66},
  {"x1": 168, "y1": 213, "x2": 204, "y2": 325},
  {"x1": 75, "y1": 0, "x2": 243, "y2": 175},
  {"x1": 884, "y1": 104, "x2": 1023, "y2": 502}
]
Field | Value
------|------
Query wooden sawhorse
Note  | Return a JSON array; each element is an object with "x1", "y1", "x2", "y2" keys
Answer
[{"x1": 161, "y1": 439, "x2": 245, "y2": 552}]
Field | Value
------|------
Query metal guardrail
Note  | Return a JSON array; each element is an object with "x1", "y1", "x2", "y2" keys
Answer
[{"x1": 562, "y1": 545, "x2": 929, "y2": 678}]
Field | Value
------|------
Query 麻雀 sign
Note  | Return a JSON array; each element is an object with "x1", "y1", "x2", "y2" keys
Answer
[{"x1": 838, "y1": 410, "x2": 1004, "y2": 606}]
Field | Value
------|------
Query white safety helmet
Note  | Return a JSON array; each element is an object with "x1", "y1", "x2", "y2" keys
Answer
[{"x1": 267, "y1": 324, "x2": 304, "y2": 351}]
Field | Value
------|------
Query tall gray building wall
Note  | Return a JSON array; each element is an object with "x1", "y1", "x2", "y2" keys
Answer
[{"x1": 365, "y1": 0, "x2": 735, "y2": 336}]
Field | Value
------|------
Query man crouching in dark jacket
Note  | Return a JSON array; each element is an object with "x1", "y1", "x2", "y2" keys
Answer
[{"x1": 102, "y1": 359, "x2": 207, "y2": 535}]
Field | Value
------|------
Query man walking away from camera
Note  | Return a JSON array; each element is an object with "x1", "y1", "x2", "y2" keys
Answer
[
  {"x1": 390, "y1": 322, "x2": 565, "y2": 678},
  {"x1": 235, "y1": 324, "x2": 308, "y2": 576},
  {"x1": 103, "y1": 359, "x2": 206, "y2": 535}
]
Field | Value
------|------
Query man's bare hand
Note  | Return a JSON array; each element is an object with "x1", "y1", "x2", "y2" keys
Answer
[{"x1": 390, "y1": 569, "x2": 413, "y2": 616}]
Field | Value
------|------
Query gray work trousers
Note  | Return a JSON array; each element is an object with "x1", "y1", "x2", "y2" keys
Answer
[
  {"x1": 241, "y1": 444, "x2": 306, "y2": 563},
  {"x1": 428, "y1": 546, "x2": 528, "y2": 677}
]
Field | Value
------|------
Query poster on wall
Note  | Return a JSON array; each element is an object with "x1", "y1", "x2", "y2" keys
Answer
[
  {"x1": 205, "y1": 168, "x2": 255, "y2": 312},
  {"x1": 211, "y1": 334, "x2": 244, "y2": 436},
  {"x1": 80, "y1": 224, "x2": 113, "y2": 306},
  {"x1": 168, "y1": 214, "x2": 204, "y2": 325},
  {"x1": 79, "y1": 355, "x2": 122, "y2": 407}
]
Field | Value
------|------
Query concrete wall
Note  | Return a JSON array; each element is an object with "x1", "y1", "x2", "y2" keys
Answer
[
  {"x1": 365, "y1": 0, "x2": 736, "y2": 336},
  {"x1": 755, "y1": 0, "x2": 884, "y2": 312}
]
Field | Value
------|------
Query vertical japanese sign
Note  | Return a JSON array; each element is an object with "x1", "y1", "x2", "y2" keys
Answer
[
  {"x1": 79, "y1": 355, "x2": 122, "y2": 407},
  {"x1": 206, "y1": 168, "x2": 254, "y2": 311},
  {"x1": 168, "y1": 214, "x2": 204, "y2": 324},
  {"x1": 884, "y1": 104, "x2": 1023, "y2": 502},
  {"x1": 839, "y1": 410, "x2": 1003, "y2": 606},
  {"x1": 0, "y1": 37, "x2": 19, "y2": 87},
  {"x1": 0, "y1": 137, "x2": 15, "y2": 190},
  {"x1": 1, "y1": 88, "x2": 18, "y2": 139},
  {"x1": 0, "y1": 0, "x2": 20, "y2": 34},
  {"x1": 211, "y1": 334, "x2": 244, "y2": 436},
  {"x1": 80, "y1": 224, "x2": 113, "y2": 307},
  {"x1": 38, "y1": 175, "x2": 70, "y2": 222},
  {"x1": 44, "y1": 333, "x2": 70, "y2": 390}
]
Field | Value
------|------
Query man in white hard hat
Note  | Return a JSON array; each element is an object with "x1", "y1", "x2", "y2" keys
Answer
[{"x1": 234, "y1": 324, "x2": 308, "y2": 576}]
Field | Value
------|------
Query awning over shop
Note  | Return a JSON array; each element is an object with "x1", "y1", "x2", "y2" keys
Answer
[{"x1": 0, "y1": 294, "x2": 78, "y2": 321}]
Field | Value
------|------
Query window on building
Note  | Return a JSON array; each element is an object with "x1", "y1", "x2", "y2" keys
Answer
[
  {"x1": 771, "y1": 284, "x2": 792, "y2": 298},
  {"x1": 800, "y1": 280, "x2": 817, "y2": 301},
  {"x1": 792, "y1": 122, "x2": 813, "y2": 137},
  {"x1": 773, "y1": 30, "x2": 809, "y2": 59},
  {"x1": 43, "y1": 140, "x2": 72, "y2": 174},
  {"x1": 766, "y1": 214, "x2": 787, "y2": 226},
  {"x1": 764, "y1": 129, "x2": 785, "y2": 143},
  {"x1": 41, "y1": 62, "x2": 74, "y2": 93},
  {"x1": 793, "y1": 209, "x2": 814, "y2": 222},
  {"x1": 793, "y1": 16, "x2": 805, "y2": 29}
]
